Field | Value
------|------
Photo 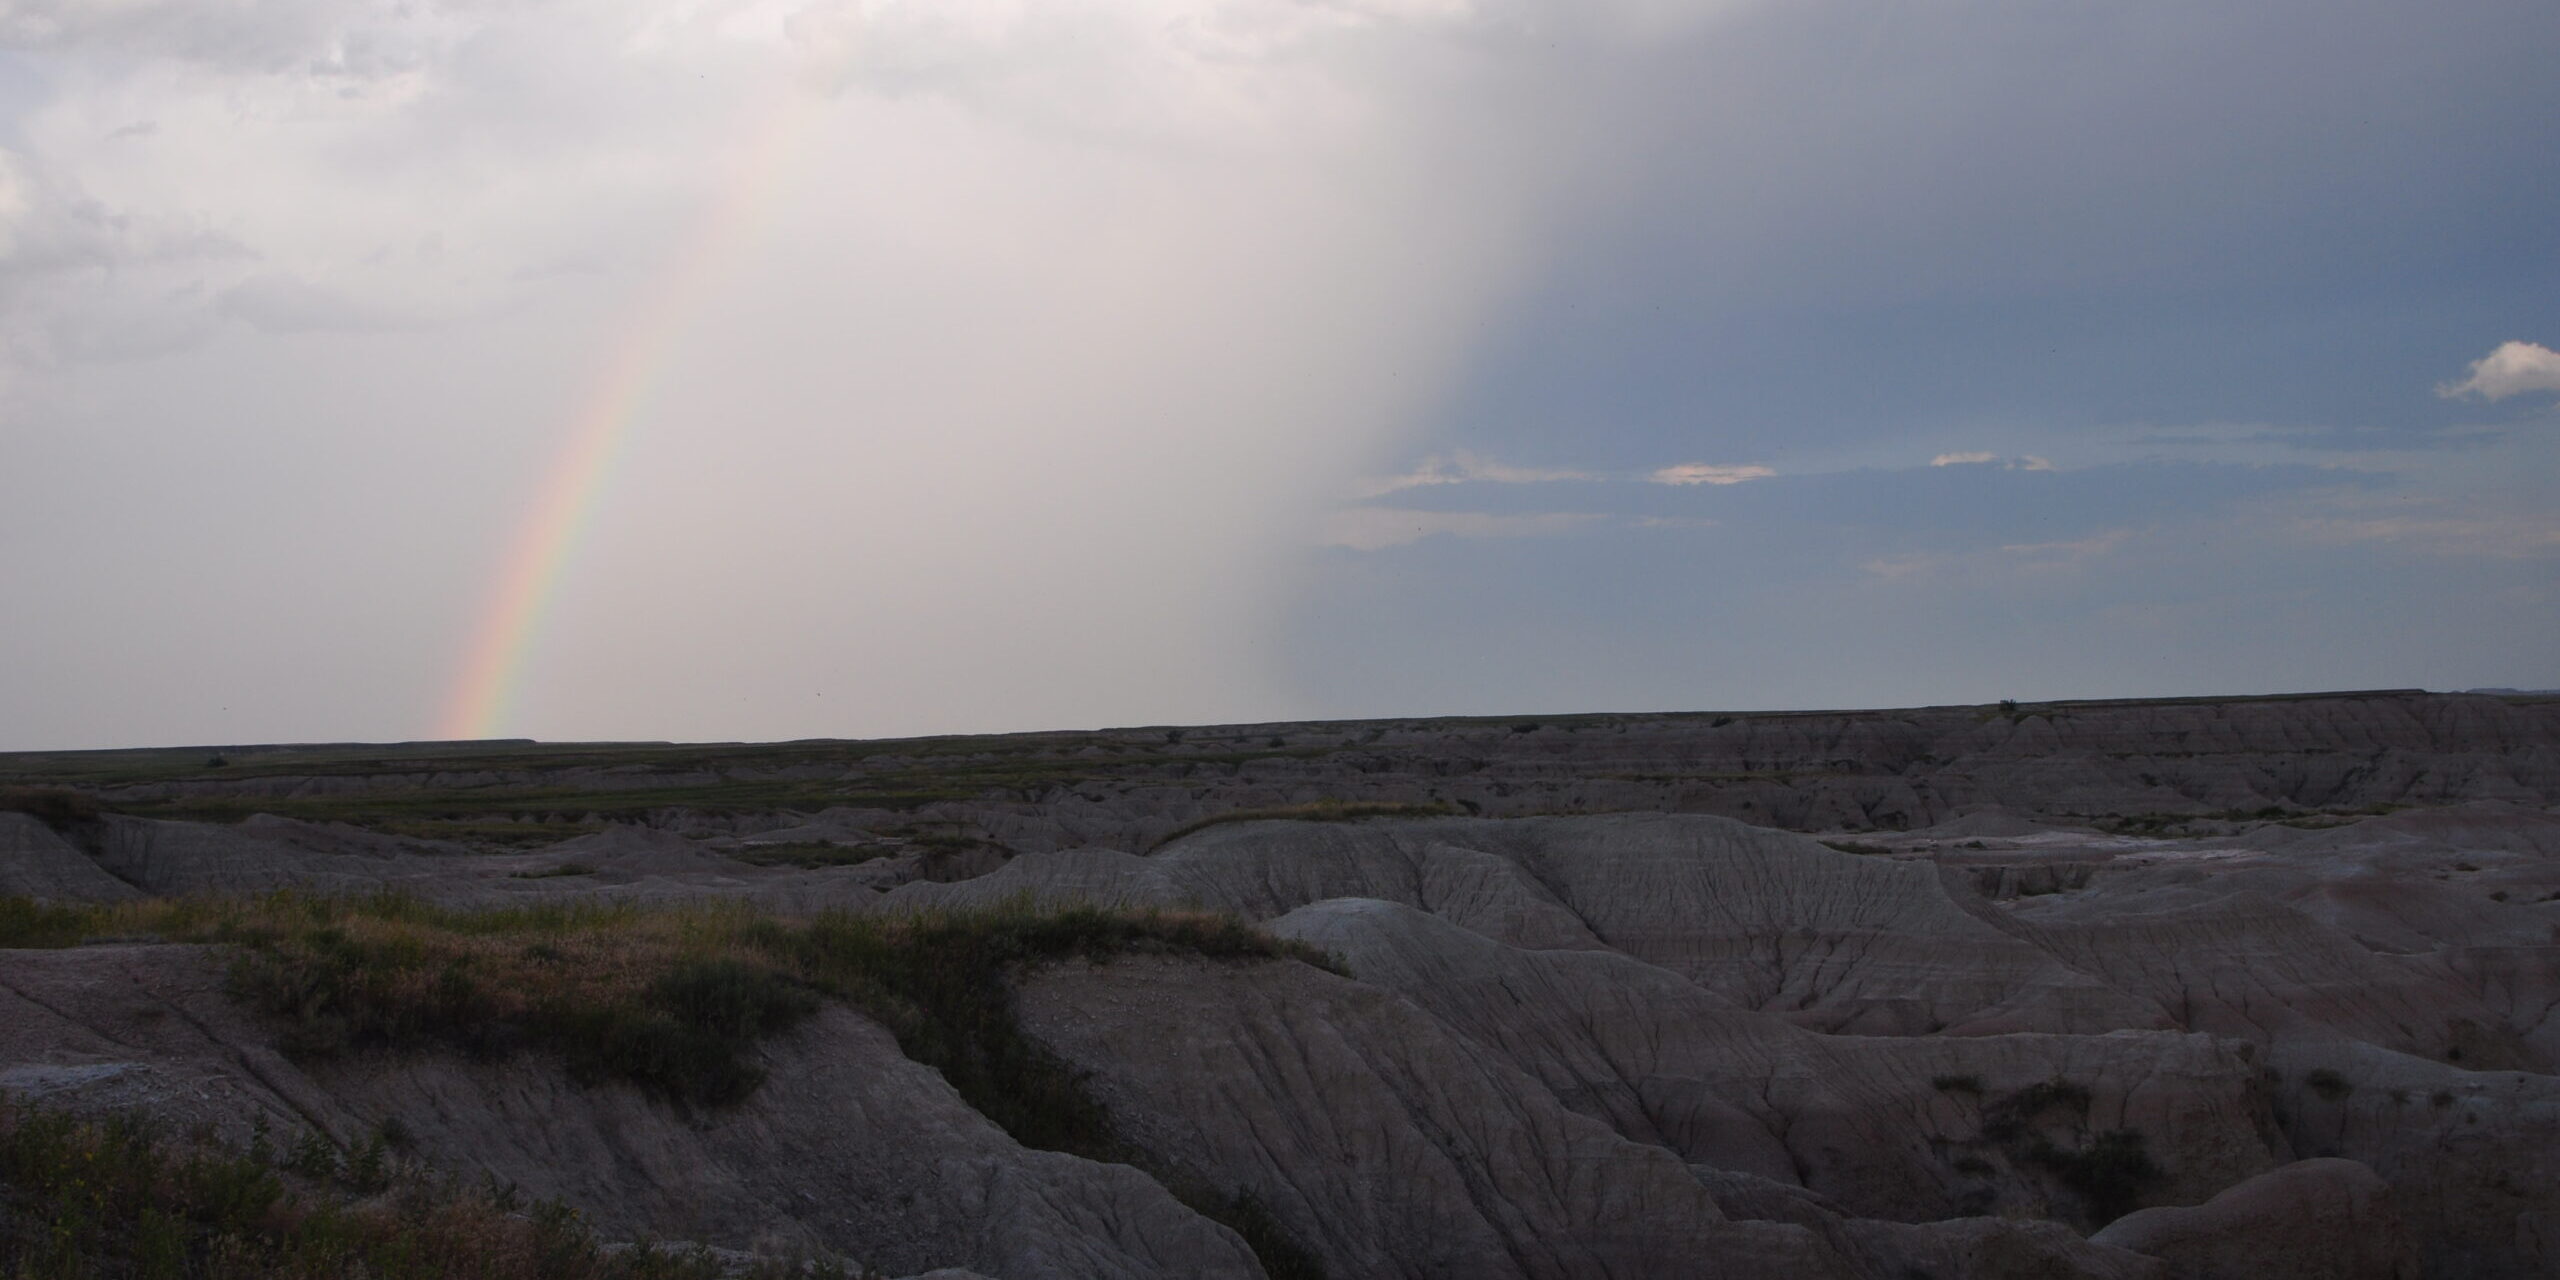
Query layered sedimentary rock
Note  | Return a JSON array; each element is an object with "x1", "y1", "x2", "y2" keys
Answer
[{"x1": 3, "y1": 693, "x2": 2555, "y2": 1277}]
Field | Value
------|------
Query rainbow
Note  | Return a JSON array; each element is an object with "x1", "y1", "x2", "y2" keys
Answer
[{"x1": 437, "y1": 86, "x2": 819, "y2": 741}]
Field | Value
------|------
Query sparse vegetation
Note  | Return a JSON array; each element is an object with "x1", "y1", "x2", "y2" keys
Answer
[
  {"x1": 511, "y1": 862, "x2": 596, "y2": 879},
  {"x1": 727, "y1": 841, "x2": 893, "y2": 870},
  {"x1": 2304, "y1": 1068, "x2": 2354, "y2": 1102},
  {"x1": 2025, "y1": 1129, "x2": 2160, "y2": 1224},
  {"x1": 1149, "y1": 800, "x2": 1458, "y2": 851},
  {"x1": 0, "y1": 1094, "x2": 848, "y2": 1279},
  {"x1": 0, "y1": 893, "x2": 1331, "y2": 1115},
  {"x1": 1821, "y1": 840, "x2": 1894, "y2": 857},
  {"x1": 2006, "y1": 1078, "x2": 2093, "y2": 1116},
  {"x1": 0, "y1": 785, "x2": 103, "y2": 831}
]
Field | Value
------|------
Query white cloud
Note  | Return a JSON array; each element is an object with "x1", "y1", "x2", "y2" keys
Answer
[
  {"x1": 2438, "y1": 340, "x2": 2560, "y2": 402},
  {"x1": 1322, "y1": 507, "x2": 1602, "y2": 550},
  {"x1": 1, "y1": 0, "x2": 1666, "y2": 746},
  {"x1": 1649, "y1": 462, "x2": 1773, "y2": 486},
  {"x1": 1358, "y1": 449, "x2": 1596, "y2": 497},
  {"x1": 215, "y1": 272, "x2": 435, "y2": 334},
  {"x1": 1932, "y1": 451, "x2": 2060, "y2": 471}
]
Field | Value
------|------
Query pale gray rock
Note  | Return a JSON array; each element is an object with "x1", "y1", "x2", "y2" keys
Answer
[
  {"x1": 0, "y1": 811, "x2": 137, "y2": 901},
  {"x1": 1271, "y1": 899, "x2": 2277, "y2": 1224},
  {"x1": 1015, "y1": 952, "x2": 1865, "y2": 1280},
  {"x1": 2090, "y1": 1158, "x2": 2418, "y2": 1280},
  {"x1": 0, "y1": 944, "x2": 1260, "y2": 1280},
  {"x1": 1155, "y1": 815, "x2": 2161, "y2": 1035}
]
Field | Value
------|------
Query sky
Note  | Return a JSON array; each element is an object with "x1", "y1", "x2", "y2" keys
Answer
[{"x1": 1, "y1": 0, "x2": 2554, "y2": 750}]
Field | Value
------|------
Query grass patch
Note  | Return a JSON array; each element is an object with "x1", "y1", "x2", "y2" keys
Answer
[
  {"x1": 1149, "y1": 800, "x2": 1458, "y2": 851},
  {"x1": 0, "y1": 893, "x2": 1329, "y2": 1120},
  {"x1": 767, "y1": 903, "x2": 1339, "y2": 1153},
  {"x1": 0, "y1": 893, "x2": 1336, "y2": 1277},
  {"x1": 1821, "y1": 840, "x2": 1894, "y2": 857},
  {"x1": 727, "y1": 842, "x2": 894, "y2": 870},
  {"x1": 0, "y1": 1095, "x2": 846, "y2": 1279},
  {"x1": 2024, "y1": 1129, "x2": 2160, "y2": 1225},
  {"x1": 0, "y1": 786, "x2": 103, "y2": 831}
]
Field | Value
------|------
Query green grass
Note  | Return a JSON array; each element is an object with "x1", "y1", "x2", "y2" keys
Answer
[
  {"x1": 0, "y1": 894, "x2": 1333, "y2": 1117},
  {"x1": 726, "y1": 842, "x2": 894, "y2": 869},
  {"x1": 0, "y1": 1095, "x2": 849, "y2": 1280},
  {"x1": 0, "y1": 786, "x2": 103, "y2": 830},
  {"x1": 0, "y1": 892, "x2": 1338, "y2": 1278}
]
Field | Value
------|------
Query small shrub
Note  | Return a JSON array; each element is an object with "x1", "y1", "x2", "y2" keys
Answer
[
  {"x1": 0, "y1": 898, "x2": 115, "y2": 948},
  {"x1": 2304, "y1": 1068, "x2": 2353, "y2": 1102},
  {"x1": 730, "y1": 842, "x2": 893, "y2": 869},
  {"x1": 0, "y1": 786, "x2": 102, "y2": 831},
  {"x1": 286, "y1": 1127, "x2": 339, "y2": 1180},
  {"x1": 1931, "y1": 1074, "x2": 1985, "y2": 1095},
  {"x1": 0, "y1": 1094, "x2": 762, "y2": 1279},
  {"x1": 2027, "y1": 1129, "x2": 2160, "y2": 1224},
  {"x1": 2009, "y1": 1079, "x2": 2092, "y2": 1115},
  {"x1": 344, "y1": 1132, "x2": 394, "y2": 1193},
  {"x1": 1822, "y1": 841, "x2": 1893, "y2": 857}
]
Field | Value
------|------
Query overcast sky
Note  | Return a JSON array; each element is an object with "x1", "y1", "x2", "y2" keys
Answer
[{"x1": 2, "y1": 0, "x2": 2555, "y2": 750}]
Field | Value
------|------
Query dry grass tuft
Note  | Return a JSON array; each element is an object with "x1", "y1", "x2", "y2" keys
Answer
[{"x1": 0, "y1": 1094, "x2": 858, "y2": 1278}]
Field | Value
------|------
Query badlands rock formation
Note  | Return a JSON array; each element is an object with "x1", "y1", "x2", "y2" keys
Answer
[{"x1": 2, "y1": 690, "x2": 2556, "y2": 1277}]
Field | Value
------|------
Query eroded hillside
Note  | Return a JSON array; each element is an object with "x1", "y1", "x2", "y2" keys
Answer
[{"x1": 3, "y1": 690, "x2": 2556, "y2": 1278}]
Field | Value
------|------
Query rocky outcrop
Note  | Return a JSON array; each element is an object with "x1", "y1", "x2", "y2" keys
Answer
[
  {"x1": 2090, "y1": 1158, "x2": 2418, "y2": 1279},
  {"x1": 1269, "y1": 900, "x2": 2274, "y2": 1225},
  {"x1": 906, "y1": 815, "x2": 2162, "y2": 1035},
  {"x1": 0, "y1": 813, "x2": 136, "y2": 901},
  {"x1": 0, "y1": 944, "x2": 1262, "y2": 1279},
  {"x1": 5, "y1": 699, "x2": 2556, "y2": 1279}
]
